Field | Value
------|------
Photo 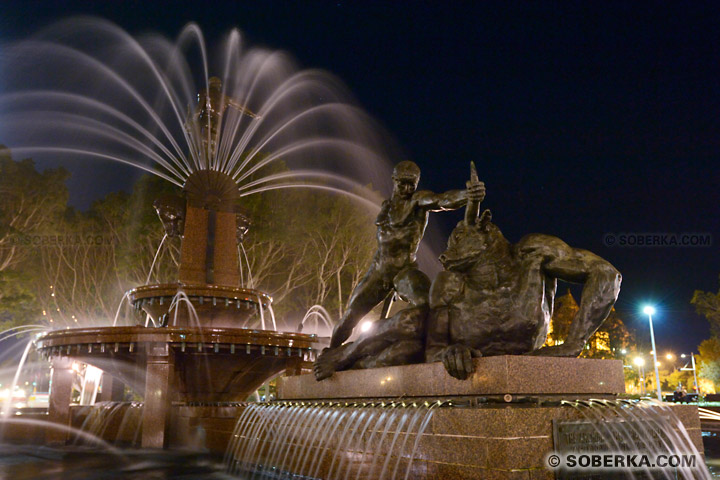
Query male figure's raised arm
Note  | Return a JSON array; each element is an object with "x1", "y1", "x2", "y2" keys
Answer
[
  {"x1": 414, "y1": 165, "x2": 485, "y2": 212},
  {"x1": 414, "y1": 189, "x2": 468, "y2": 211}
]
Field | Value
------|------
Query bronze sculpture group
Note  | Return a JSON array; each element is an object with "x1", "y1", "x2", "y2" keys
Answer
[{"x1": 314, "y1": 161, "x2": 621, "y2": 381}]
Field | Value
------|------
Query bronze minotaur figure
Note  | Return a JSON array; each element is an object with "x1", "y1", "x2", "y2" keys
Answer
[
  {"x1": 313, "y1": 160, "x2": 485, "y2": 380},
  {"x1": 426, "y1": 165, "x2": 622, "y2": 380},
  {"x1": 313, "y1": 161, "x2": 621, "y2": 382}
]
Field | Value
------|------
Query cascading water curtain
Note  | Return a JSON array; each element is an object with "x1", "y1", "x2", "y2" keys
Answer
[
  {"x1": 73, "y1": 402, "x2": 143, "y2": 446},
  {"x1": 565, "y1": 399, "x2": 711, "y2": 480},
  {"x1": 226, "y1": 402, "x2": 435, "y2": 480}
]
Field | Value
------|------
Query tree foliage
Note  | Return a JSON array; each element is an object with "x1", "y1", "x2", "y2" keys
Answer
[
  {"x1": 697, "y1": 337, "x2": 720, "y2": 389},
  {"x1": 692, "y1": 277, "x2": 720, "y2": 337},
  {"x1": 31, "y1": 175, "x2": 182, "y2": 327},
  {"x1": 0, "y1": 146, "x2": 69, "y2": 272},
  {"x1": 0, "y1": 151, "x2": 378, "y2": 332},
  {"x1": 0, "y1": 147, "x2": 69, "y2": 328},
  {"x1": 691, "y1": 279, "x2": 720, "y2": 390},
  {"x1": 239, "y1": 182, "x2": 377, "y2": 327},
  {"x1": 699, "y1": 361, "x2": 720, "y2": 389}
]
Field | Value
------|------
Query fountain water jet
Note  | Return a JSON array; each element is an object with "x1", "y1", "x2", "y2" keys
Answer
[
  {"x1": 0, "y1": 16, "x2": 709, "y2": 480},
  {"x1": 226, "y1": 402, "x2": 436, "y2": 479},
  {"x1": 0, "y1": 18, "x2": 404, "y2": 449}
]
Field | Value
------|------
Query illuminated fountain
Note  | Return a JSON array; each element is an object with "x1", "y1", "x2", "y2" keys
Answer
[
  {"x1": 0, "y1": 17, "x2": 395, "y2": 451},
  {"x1": 34, "y1": 106, "x2": 317, "y2": 449},
  {"x1": 0, "y1": 17, "x2": 712, "y2": 480}
]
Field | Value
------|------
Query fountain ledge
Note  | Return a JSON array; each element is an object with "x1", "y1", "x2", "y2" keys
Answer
[
  {"x1": 261, "y1": 357, "x2": 704, "y2": 479},
  {"x1": 278, "y1": 355, "x2": 626, "y2": 400}
]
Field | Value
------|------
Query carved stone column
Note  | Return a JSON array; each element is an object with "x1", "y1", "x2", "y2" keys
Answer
[
  {"x1": 141, "y1": 343, "x2": 175, "y2": 448},
  {"x1": 178, "y1": 205, "x2": 210, "y2": 284},
  {"x1": 47, "y1": 356, "x2": 74, "y2": 445},
  {"x1": 179, "y1": 170, "x2": 240, "y2": 286}
]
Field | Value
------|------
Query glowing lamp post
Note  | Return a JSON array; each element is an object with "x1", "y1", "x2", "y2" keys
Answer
[
  {"x1": 634, "y1": 356, "x2": 646, "y2": 395},
  {"x1": 643, "y1": 305, "x2": 662, "y2": 401},
  {"x1": 680, "y1": 353, "x2": 700, "y2": 396}
]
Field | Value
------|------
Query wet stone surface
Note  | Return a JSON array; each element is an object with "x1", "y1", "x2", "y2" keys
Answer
[
  {"x1": 0, "y1": 445, "x2": 237, "y2": 480},
  {"x1": 702, "y1": 432, "x2": 720, "y2": 478},
  {"x1": 2, "y1": 435, "x2": 719, "y2": 479}
]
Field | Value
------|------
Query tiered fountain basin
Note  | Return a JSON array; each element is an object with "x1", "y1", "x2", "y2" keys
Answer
[
  {"x1": 35, "y1": 325, "x2": 317, "y2": 449},
  {"x1": 127, "y1": 284, "x2": 272, "y2": 327},
  {"x1": 36, "y1": 326, "x2": 314, "y2": 403}
]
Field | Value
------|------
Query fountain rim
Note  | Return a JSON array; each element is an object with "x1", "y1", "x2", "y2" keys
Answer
[
  {"x1": 126, "y1": 283, "x2": 272, "y2": 307},
  {"x1": 35, "y1": 325, "x2": 316, "y2": 351}
]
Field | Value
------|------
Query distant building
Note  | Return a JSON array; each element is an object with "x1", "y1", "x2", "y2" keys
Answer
[{"x1": 545, "y1": 289, "x2": 633, "y2": 359}]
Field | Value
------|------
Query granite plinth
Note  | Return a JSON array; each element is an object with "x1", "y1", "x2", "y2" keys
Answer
[
  {"x1": 226, "y1": 403, "x2": 703, "y2": 480},
  {"x1": 264, "y1": 357, "x2": 704, "y2": 479},
  {"x1": 278, "y1": 356, "x2": 625, "y2": 400}
]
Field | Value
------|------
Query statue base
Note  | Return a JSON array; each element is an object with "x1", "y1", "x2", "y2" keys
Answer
[
  {"x1": 279, "y1": 355, "x2": 626, "y2": 400},
  {"x1": 268, "y1": 356, "x2": 704, "y2": 479}
]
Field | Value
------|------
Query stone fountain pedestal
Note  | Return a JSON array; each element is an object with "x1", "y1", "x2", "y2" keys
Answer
[
  {"x1": 32, "y1": 169, "x2": 320, "y2": 450},
  {"x1": 272, "y1": 356, "x2": 703, "y2": 480},
  {"x1": 38, "y1": 327, "x2": 315, "y2": 448}
]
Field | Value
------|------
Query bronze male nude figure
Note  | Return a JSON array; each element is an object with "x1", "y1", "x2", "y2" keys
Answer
[{"x1": 313, "y1": 160, "x2": 485, "y2": 380}]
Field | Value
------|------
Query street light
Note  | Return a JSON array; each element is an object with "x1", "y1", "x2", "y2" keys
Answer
[
  {"x1": 634, "y1": 356, "x2": 646, "y2": 395},
  {"x1": 679, "y1": 352, "x2": 700, "y2": 396},
  {"x1": 643, "y1": 305, "x2": 662, "y2": 401}
]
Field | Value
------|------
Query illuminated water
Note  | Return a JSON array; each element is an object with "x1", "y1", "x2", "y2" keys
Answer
[
  {"x1": 0, "y1": 445, "x2": 235, "y2": 480},
  {"x1": 1, "y1": 15, "x2": 713, "y2": 480},
  {"x1": 0, "y1": 17, "x2": 395, "y2": 209},
  {"x1": 0, "y1": 17, "x2": 407, "y2": 332},
  {"x1": 226, "y1": 403, "x2": 435, "y2": 480},
  {"x1": 2, "y1": 419, "x2": 719, "y2": 479}
]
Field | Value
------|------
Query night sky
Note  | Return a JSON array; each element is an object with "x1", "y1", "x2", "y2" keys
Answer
[{"x1": 1, "y1": 1, "x2": 718, "y2": 355}]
